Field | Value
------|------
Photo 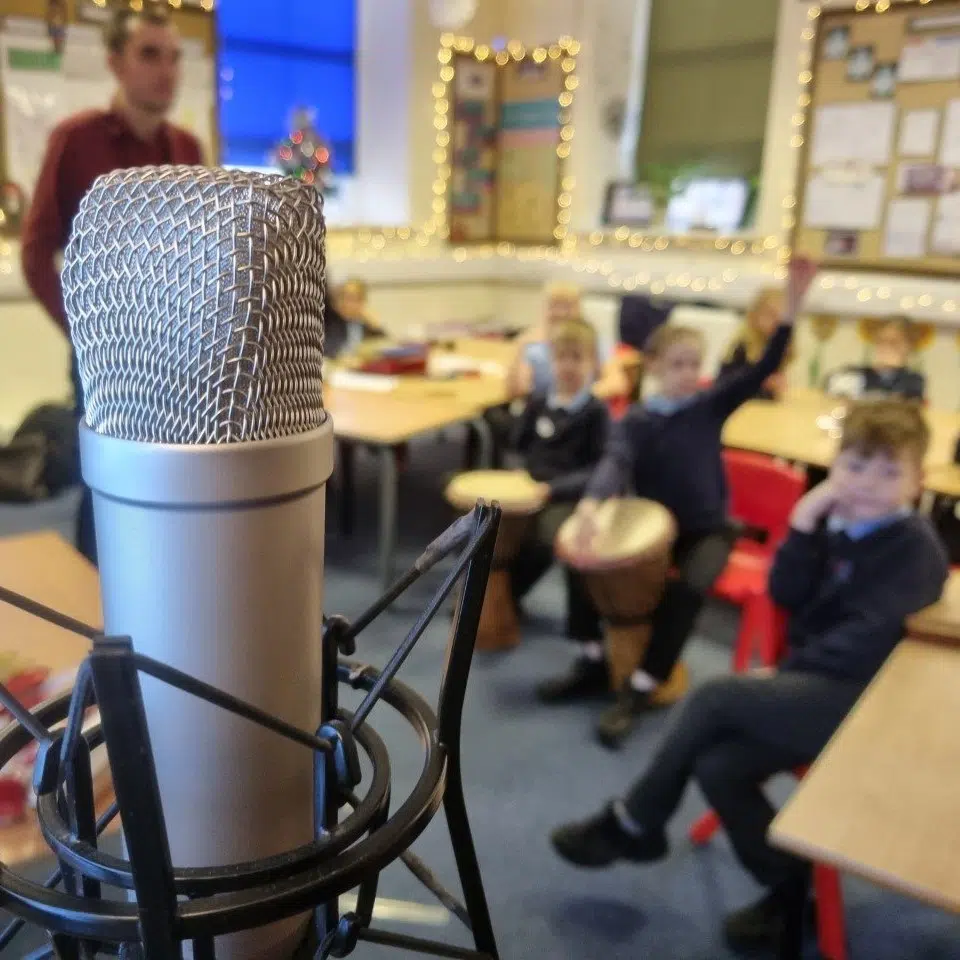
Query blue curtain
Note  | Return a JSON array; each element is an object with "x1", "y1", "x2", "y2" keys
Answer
[{"x1": 217, "y1": 1, "x2": 356, "y2": 173}]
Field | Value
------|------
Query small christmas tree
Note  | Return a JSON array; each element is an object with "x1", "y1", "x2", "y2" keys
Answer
[{"x1": 273, "y1": 107, "x2": 333, "y2": 192}]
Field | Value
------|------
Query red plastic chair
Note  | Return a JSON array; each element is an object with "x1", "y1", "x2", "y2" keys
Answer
[
  {"x1": 688, "y1": 612, "x2": 848, "y2": 960},
  {"x1": 711, "y1": 451, "x2": 806, "y2": 670},
  {"x1": 605, "y1": 343, "x2": 643, "y2": 421}
]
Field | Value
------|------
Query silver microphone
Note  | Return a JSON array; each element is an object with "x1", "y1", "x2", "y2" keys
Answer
[{"x1": 63, "y1": 165, "x2": 332, "y2": 960}]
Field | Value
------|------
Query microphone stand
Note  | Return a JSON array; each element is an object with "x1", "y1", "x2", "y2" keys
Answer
[{"x1": 0, "y1": 503, "x2": 502, "y2": 960}]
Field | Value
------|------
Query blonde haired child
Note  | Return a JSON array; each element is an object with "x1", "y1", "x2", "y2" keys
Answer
[
  {"x1": 717, "y1": 287, "x2": 793, "y2": 400},
  {"x1": 507, "y1": 283, "x2": 628, "y2": 399}
]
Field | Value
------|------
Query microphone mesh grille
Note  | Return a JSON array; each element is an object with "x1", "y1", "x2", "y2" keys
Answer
[{"x1": 62, "y1": 165, "x2": 326, "y2": 445}]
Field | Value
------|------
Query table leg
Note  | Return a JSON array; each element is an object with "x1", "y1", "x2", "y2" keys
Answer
[
  {"x1": 378, "y1": 445, "x2": 399, "y2": 591},
  {"x1": 469, "y1": 415, "x2": 494, "y2": 468}
]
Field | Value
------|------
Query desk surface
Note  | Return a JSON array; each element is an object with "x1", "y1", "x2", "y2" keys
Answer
[
  {"x1": 770, "y1": 639, "x2": 960, "y2": 913},
  {"x1": 327, "y1": 339, "x2": 512, "y2": 445},
  {"x1": 925, "y1": 463, "x2": 960, "y2": 498},
  {"x1": 0, "y1": 532, "x2": 105, "y2": 866},
  {"x1": 906, "y1": 569, "x2": 960, "y2": 645},
  {"x1": 725, "y1": 392, "x2": 960, "y2": 470}
]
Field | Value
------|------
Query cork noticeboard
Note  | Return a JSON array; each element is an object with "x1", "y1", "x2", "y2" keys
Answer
[
  {"x1": 446, "y1": 41, "x2": 572, "y2": 246},
  {"x1": 0, "y1": 0, "x2": 218, "y2": 235},
  {"x1": 495, "y1": 56, "x2": 565, "y2": 245},
  {"x1": 793, "y1": 0, "x2": 960, "y2": 277}
]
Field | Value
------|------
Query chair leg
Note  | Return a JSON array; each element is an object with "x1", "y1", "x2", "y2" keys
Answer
[
  {"x1": 732, "y1": 594, "x2": 762, "y2": 672},
  {"x1": 813, "y1": 865, "x2": 848, "y2": 960},
  {"x1": 689, "y1": 810, "x2": 722, "y2": 845}
]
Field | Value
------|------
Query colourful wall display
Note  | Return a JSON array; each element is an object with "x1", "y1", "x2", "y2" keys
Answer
[
  {"x1": 445, "y1": 39, "x2": 574, "y2": 245},
  {"x1": 449, "y1": 55, "x2": 499, "y2": 243},
  {"x1": 495, "y1": 57, "x2": 565, "y2": 245}
]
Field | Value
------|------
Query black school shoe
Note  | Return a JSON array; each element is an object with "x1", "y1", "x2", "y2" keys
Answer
[
  {"x1": 550, "y1": 803, "x2": 668, "y2": 868},
  {"x1": 723, "y1": 881, "x2": 813, "y2": 955},
  {"x1": 595, "y1": 684, "x2": 656, "y2": 748},
  {"x1": 536, "y1": 656, "x2": 609, "y2": 703}
]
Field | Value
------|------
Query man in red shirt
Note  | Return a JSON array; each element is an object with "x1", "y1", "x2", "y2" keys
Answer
[{"x1": 21, "y1": 6, "x2": 203, "y2": 564}]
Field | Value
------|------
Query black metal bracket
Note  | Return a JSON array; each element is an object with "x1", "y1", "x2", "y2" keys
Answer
[{"x1": 0, "y1": 502, "x2": 502, "y2": 960}]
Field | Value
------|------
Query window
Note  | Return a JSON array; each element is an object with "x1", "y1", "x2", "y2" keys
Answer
[
  {"x1": 217, "y1": 1, "x2": 356, "y2": 174},
  {"x1": 634, "y1": 0, "x2": 778, "y2": 229}
]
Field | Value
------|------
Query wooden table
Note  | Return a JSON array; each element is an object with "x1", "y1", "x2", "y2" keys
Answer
[
  {"x1": 725, "y1": 391, "x2": 960, "y2": 470},
  {"x1": 770, "y1": 570, "x2": 960, "y2": 917},
  {"x1": 925, "y1": 463, "x2": 960, "y2": 499},
  {"x1": 0, "y1": 532, "x2": 110, "y2": 867},
  {"x1": 326, "y1": 340, "x2": 514, "y2": 588},
  {"x1": 770, "y1": 639, "x2": 960, "y2": 913}
]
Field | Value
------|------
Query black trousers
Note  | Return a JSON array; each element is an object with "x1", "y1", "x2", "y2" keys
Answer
[
  {"x1": 71, "y1": 354, "x2": 98, "y2": 567},
  {"x1": 639, "y1": 528, "x2": 734, "y2": 682},
  {"x1": 622, "y1": 671, "x2": 863, "y2": 889},
  {"x1": 508, "y1": 503, "x2": 603, "y2": 642}
]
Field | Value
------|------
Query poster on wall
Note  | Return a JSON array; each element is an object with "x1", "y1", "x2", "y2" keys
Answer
[
  {"x1": 0, "y1": 16, "x2": 216, "y2": 210},
  {"x1": 449, "y1": 55, "x2": 498, "y2": 243},
  {"x1": 0, "y1": 20, "x2": 71, "y2": 207},
  {"x1": 494, "y1": 57, "x2": 563, "y2": 245}
]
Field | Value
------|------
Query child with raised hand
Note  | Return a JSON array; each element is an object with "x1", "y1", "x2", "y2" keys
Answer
[
  {"x1": 717, "y1": 286, "x2": 794, "y2": 401},
  {"x1": 538, "y1": 257, "x2": 819, "y2": 750},
  {"x1": 549, "y1": 398, "x2": 947, "y2": 954}
]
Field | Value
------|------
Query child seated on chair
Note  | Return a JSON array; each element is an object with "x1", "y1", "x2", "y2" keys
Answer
[
  {"x1": 717, "y1": 287, "x2": 794, "y2": 401},
  {"x1": 824, "y1": 315, "x2": 926, "y2": 402},
  {"x1": 325, "y1": 278, "x2": 384, "y2": 358},
  {"x1": 536, "y1": 258, "x2": 818, "y2": 750},
  {"x1": 506, "y1": 283, "x2": 629, "y2": 400},
  {"x1": 506, "y1": 317, "x2": 610, "y2": 641},
  {"x1": 550, "y1": 397, "x2": 947, "y2": 954}
]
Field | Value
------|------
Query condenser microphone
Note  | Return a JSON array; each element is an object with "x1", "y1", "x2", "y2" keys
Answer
[{"x1": 62, "y1": 165, "x2": 332, "y2": 960}]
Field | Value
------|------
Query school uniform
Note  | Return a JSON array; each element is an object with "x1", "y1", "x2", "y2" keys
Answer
[
  {"x1": 508, "y1": 390, "x2": 609, "y2": 640},
  {"x1": 551, "y1": 511, "x2": 947, "y2": 948},
  {"x1": 824, "y1": 364, "x2": 926, "y2": 402},
  {"x1": 591, "y1": 326, "x2": 792, "y2": 705},
  {"x1": 716, "y1": 342, "x2": 777, "y2": 400}
]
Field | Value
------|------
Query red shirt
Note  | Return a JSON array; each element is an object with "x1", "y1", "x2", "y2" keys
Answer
[{"x1": 20, "y1": 108, "x2": 203, "y2": 332}]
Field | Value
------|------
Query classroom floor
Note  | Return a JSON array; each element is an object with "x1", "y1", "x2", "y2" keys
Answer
[{"x1": 2, "y1": 430, "x2": 959, "y2": 958}]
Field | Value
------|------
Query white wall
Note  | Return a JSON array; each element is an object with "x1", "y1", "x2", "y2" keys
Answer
[{"x1": 4, "y1": 0, "x2": 960, "y2": 438}]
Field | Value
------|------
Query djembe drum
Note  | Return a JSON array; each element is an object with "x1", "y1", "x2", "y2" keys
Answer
[
  {"x1": 444, "y1": 470, "x2": 547, "y2": 651},
  {"x1": 555, "y1": 498, "x2": 689, "y2": 704}
]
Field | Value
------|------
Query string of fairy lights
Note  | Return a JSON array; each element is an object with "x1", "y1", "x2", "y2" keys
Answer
[
  {"x1": 430, "y1": 34, "x2": 580, "y2": 244},
  {"x1": 1, "y1": 0, "x2": 957, "y2": 316}
]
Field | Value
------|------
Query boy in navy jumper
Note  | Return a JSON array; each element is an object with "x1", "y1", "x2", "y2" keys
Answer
[
  {"x1": 507, "y1": 318, "x2": 609, "y2": 638},
  {"x1": 538, "y1": 258, "x2": 819, "y2": 749},
  {"x1": 550, "y1": 398, "x2": 948, "y2": 954}
]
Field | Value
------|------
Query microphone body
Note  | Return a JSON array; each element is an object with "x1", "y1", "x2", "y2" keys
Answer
[
  {"x1": 80, "y1": 423, "x2": 332, "y2": 957},
  {"x1": 64, "y1": 165, "x2": 330, "y2": 959}
]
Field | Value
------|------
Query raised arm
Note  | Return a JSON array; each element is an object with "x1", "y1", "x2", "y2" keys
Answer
[{"x1": 707, "y1": 257, "x2": 817, "y2": 420}]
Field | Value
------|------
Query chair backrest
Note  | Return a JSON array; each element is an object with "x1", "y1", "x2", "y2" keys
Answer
[{"x1": 723, "y1": 449, "x2": 806, "y2": 557}]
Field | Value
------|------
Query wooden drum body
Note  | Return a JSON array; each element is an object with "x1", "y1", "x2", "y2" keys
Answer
[
  {"x1": 444, "y1": 470, "x2": 547, "y2": 651},
  {"x1": 556, "y1": 499, "x2": 689, "y2": 703}
]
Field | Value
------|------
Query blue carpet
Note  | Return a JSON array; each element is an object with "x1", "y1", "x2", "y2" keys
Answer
[{"x1": 2, "y1": 430, "x2": 959, "y2": 958}]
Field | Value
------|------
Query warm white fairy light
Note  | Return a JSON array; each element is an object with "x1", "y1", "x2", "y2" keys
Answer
[{"x1": 432, "y1": 35, "x2": 578, "y2": 244}]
